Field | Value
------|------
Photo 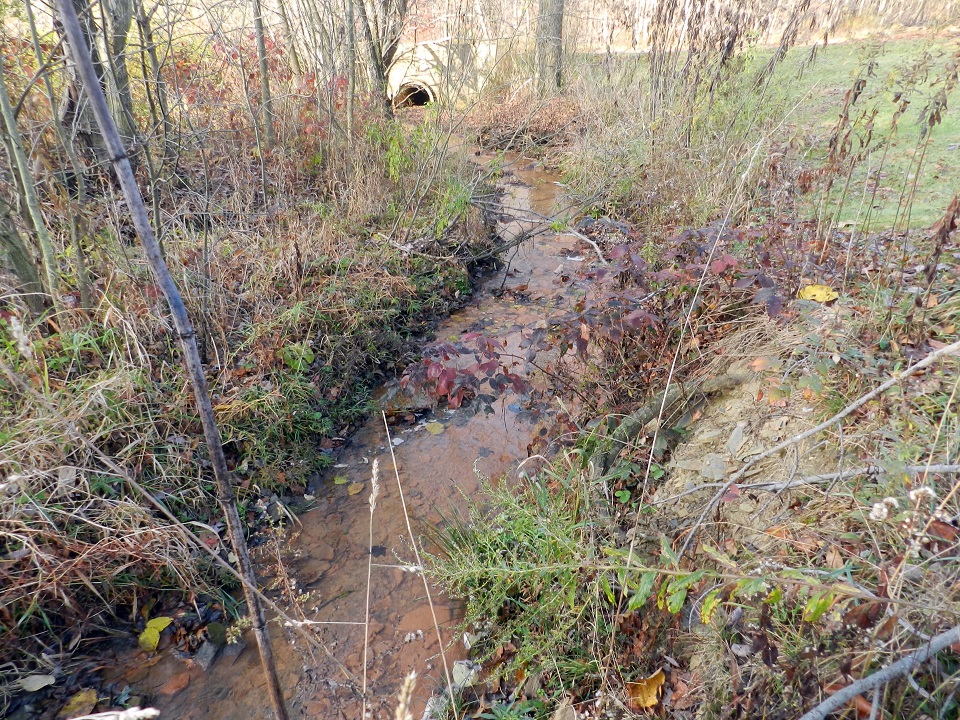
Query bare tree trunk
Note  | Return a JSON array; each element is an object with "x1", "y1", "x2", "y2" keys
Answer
[
  {"x1": 0, "y1": 66, "x2": 60, "y2": 309},
  {"x1": 59, "y1": 0, "x2": 111, "y2": 166},
  {"x1": 355, "y1": 0, "x2": 392, "y2": 115},
  {"x1": 0, "y1": 193, "x2": 46, "y2": 317},
  {"x1": 251, "y1": 0, "x2": 276, "y2": 148},
  {"x1": 25, "y1": 0, "x2": 93, "y2": 310},
  {"x1": 97, "y1": 0, "x2": 139, "y2": 150},
  {"x1": 55, "y1": 3, "x2": 289, "y2": 719},
  {"x1": 346, "y1": 0, "x2": 356, "y2": 141},
  {"x1": 135, "y1": 0, "x2": 175, "y2": 165},
  {"x1": 536, "y1": 0, "x2": 565, "y2": 92},
  {"x1": 275, "y1": 0, "x2": 303, "y2": 76}
]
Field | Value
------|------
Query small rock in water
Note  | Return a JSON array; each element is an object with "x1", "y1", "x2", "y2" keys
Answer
[
  {"x1": 391, "y1": 437, "x2": 405, "y2": 446},
  {"x1": 194, "y1": 640, "x2": 219, "y2": 671},
  {"x1": 452, "y1": 660, "x2": 481, "y2": 689},
  {"x1": 222, "y1": 638, "x2": 247, "y2": 660}
]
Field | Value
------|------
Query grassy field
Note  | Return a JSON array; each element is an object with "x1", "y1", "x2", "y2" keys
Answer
[
  {"x1": 764, "y1": 35, "x2": 960, "y2": 229},
  {"x1": 541, "y1": 33, "x2": 959, "y2": 231}
]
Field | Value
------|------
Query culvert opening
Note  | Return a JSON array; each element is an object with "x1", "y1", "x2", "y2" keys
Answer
[{"x1": 394, "y1": 83, "x2": 433, "y2": 108}]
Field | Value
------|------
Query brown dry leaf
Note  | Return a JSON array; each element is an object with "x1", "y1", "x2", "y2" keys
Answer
[
  {"x1": 157, "y1": 671, "x2": 190, "y2": 695},
  {"x1": 626, "y1": 668, "x2": 665, "y2": 710},
  {"x1": 670, "y1": 679, "x2": 696, "y2": 710},
  {"x1": 825, "y1": 545, "x2": 845, "y2": 569},
  {"x1": 825, "y1": 683, "x2": 876, "y2": 718},
  {"x1": 929, "y1": 520, "x2": 958, "y2": 542},
  {"x1": 749, "y1": 356, "x2": 779, "y2": 372},
  {"x1": 58, "y1": 688, "x2": 97, "y2": 719},
  {"x1": 347, "y1": 482, "x2": 364, "y2": 495}
]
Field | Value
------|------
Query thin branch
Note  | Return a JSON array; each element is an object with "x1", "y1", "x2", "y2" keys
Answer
[
  {"x1": 680, "y1": 339, "x2": 960, "y2": 556},
  {"x1": 797, "y1": 625, "x2": 960, "y2": 720},
  {"x1": 54, "y1": 3, "x2": 288, "y2": 715},
  {"x1": 567, "y1": 228, "x2": 609, "y2": 265}
]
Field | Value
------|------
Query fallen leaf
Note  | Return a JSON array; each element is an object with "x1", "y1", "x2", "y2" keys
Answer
[
  {"x1": 626, "y1": 668, "x2": 665, "y2": 710},
  {"x1": 928, "y1": 520, "x2": 958, "y2": 542},
  {"x1": 825, "y1": 545, "x2": 845, "y2": 569},
  {"x1": 551, "y1": 699, "x2": 577, "y2": 720},
  {"x1": 749, "y1": 356, "x2": 779, "y2": 371},
  {"x1": 798, "y1": 284, "x2": 839, "y2": 303},
  {"x1": 670, "y1": 679, "x2": 696, "y2": 710},
  {"x1": 825, "y1": 682, "x2": 875, "y2": 718},
  {"x1": 347, "y1": 482, "x2": 364, "y2": 495},
  {"x1": 333, "y1": 475, "x2": 349, "y2": 485},
  {"x1": 424, "y1": 422, "x2": 445, "y2": 435},
  {"x1": 138, "y1": 627, "x2": 161, "y2": 653},
  {"x1": 58, "y1": 688, "x2": 97, "y2": 719},
  {"x1": 157, "y1": 671, "x2": 190, "y2": 695},
  {"x1": 19, "y1": 674, "x2": 56, "y2": 692},
  {"x1": 146, "y1": 616, "x2": 173, "y2": 631}
]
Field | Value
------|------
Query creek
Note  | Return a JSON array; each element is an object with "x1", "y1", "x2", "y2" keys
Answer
[{"x1": 118, "y1": 153, "x2": 592, "y2": 720}]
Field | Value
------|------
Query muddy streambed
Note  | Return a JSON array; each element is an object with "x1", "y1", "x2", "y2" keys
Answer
[{"x1": 119, "y1": 157, "x2": 592, "y2": 719}]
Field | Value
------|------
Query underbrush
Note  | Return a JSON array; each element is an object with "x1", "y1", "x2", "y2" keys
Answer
[
  {"x1": 428, "y1": 207, "x2": 960, "y2": 717},
  {"x1": 428, "y1": 30, "x2": 960, "y2": 719},
  {"x1": 0, "y1": 89, "x2": 496, "y2": 680}
]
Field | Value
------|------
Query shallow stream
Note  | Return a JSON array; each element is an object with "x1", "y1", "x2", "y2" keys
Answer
[{"x1": 119, "y1": 155, "x2": 591, "y2": 720}]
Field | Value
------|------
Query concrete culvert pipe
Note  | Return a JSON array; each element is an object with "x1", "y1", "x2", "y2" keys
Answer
[{"x1": 394, "y1": 83, "x2": 434, "y2": 108}]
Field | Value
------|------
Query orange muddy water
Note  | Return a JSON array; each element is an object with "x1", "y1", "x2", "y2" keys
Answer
[{"x1": 123, "y1": 156, "x2": 592, "y2": 719}]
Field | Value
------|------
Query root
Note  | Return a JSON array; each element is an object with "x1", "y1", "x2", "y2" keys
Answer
[{"x1": 596, "y1": 373, "x2": 752, "y2": 474}]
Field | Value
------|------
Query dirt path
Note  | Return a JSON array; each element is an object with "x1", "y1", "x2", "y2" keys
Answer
[{"x1": 114, "y1": 157, "x2": 593, "y2": 720}]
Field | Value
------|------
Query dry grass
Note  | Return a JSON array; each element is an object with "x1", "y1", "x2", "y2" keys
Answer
[{"x1": 0, "y1": 26, "x2": 495, "y2": 676}]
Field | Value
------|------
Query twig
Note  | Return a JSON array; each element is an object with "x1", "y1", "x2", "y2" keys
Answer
[
  {"x1": 381, "y1": 412, "x2": 456, "y2": 714},
  {"x1": 566, "y1": 229, "x2": 609, "y2": 265},
  {"x1": 68, "y1": 709, "x2": 160, "y2": 720},
  {"x1": 868, "y1": 685, "x2": 881, "y2": 720},
  {"x1": 797, "y1": 625, "x2": 960, "y2": 720},
  {"x1": 362, "y1": 460, "x2": 381, "y2": 715},
  {"x1": 680, "y1": 339, "x2": 960, "y2": 557}
]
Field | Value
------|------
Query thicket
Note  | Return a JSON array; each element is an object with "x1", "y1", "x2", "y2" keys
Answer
[
  {"x1": 0, "y1": 0, "x2": 496, "y2": 693},
  {"x1": 429, "y1": 3, "x2": 960, "y2": 719}
]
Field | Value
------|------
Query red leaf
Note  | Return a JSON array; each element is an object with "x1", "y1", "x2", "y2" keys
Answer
[{"x1": 721, "y1": 485, "x2": 741, "y2": 502}]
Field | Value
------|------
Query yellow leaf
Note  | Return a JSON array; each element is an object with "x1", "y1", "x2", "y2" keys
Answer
[
  {"x1": 146, "y1": 616, "x2": 173, "y2": 631},
  {"x1": 626, "y1": 668, "x2": 665, "y2": 710},
  {"x1": 347, "y1": 482, "x2": 364, "y2": 495},
  {"x1": 58, "y1": 688, "x2": 97, "y2": 719},
  {"x1": 424, "y1": 422, "x2": 445, "y2": 435},
  {"x1": 797, "y1": 284, "x2": 839, "y2": 303},
  {"x1": 138, "y1": 626, "x2": 161, "y2": 652},
  {"x1": 333, "y1": 475, "x2": 349, "y2": 485}
]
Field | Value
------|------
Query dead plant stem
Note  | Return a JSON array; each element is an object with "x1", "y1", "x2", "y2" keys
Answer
[
  {"x1": 55, "y1": 4, "x2": 286, "y2": 714},
  {"x1": 381, "y1": 411, "x2": 456, "y2": 714}
]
